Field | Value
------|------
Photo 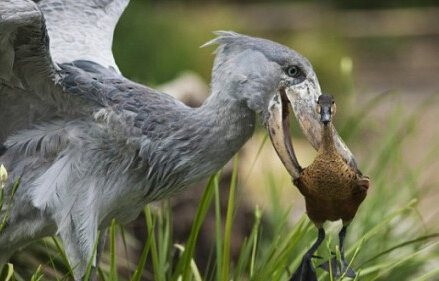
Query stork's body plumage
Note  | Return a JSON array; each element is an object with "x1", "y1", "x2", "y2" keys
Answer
[{"x1": 0, "y1": 0, "x2": 358, "y2": 279}]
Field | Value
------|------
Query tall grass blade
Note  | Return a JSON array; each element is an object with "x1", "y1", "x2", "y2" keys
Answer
[
  {"x1": 29, "y1": 265, "x2": 44, "y2": 281},
  {"x1": 339, "y1": 91, "x2": 395, "y2": 140},
  {"x1": 214, "y1": 174, "x2": 222, "y2": 281},
  {"x1": 52, "y1": 237, "x2": 74, "y2": 279},
  {"x1": 411, "y1": 262, "x2": 439, "y2": 281},
  {"x1": 0, "y1": 178, "x2": 21, "y2": 233},
  {"x1": 172, "y1": 173, "x2": 217, "y2": 281},
  {"x1": 243, "y1": 133, "x2": 268, "y2": 186},
  {"x1": 0, "y1": 263, "x2": 14, "y2": 281},
  {"x1": 118, "y1": 224, "x2": 131, "y2": 273},
  {"x1": 109, "y1": 219, "x2": 118, "y2": 281},
  {"x1": 83, "y1": 231, "x2": 100, "y2": 281},
  {"x1": 232, "y1": 206, "x2": 262, "y2": 280},
  {"x1": 346, "y1": 199, "x2": 417, "y2": 256},
  {"x1": 175, "y1": 244, "x2": 203, "y2": 281},
  {"x1": 144, "y1": 207, "x2": 163, "y2": 281},
  {"x1": 220, "y1": 155, "x2": 238, "y2": 281},
  {"x1": 372, "y1": 242, "x2": 438, "y2": 279},
  {"x1": 361, "y1": 233, "x2": 439, "y2": 267},
  {"x1": 250, "y1": 206, "x2": 262, "y2": 278},
  {"x1": 130, "y1": 215, "x2": 155, "y2": 281}
]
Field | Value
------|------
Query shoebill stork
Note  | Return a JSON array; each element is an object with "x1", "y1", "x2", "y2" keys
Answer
[{"x1": 0, "y1": 0, "x2": 358, "y2": 279}]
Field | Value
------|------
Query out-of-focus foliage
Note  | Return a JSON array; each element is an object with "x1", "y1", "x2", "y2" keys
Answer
[
  {"x1": 5, "y1": 0, "x2": 439, "y2": 280},
  {"x1": 134, "y1": 0, "x2": 439, "y2": 9}
]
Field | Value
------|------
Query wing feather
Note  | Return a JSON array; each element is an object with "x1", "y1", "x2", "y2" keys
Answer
[
  {"x1": 0, "y1": 0, "x2": 129, "y2": 144},
  {"x1": 0, "y1": 0, "x2": 60, "y2": 143},
  {"x1": 37, "y1": 0, "x2": 129, "y2": 71}
]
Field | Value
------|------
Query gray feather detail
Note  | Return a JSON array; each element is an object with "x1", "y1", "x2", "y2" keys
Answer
[
  {"x1": 0, "y1": 0, "x2": 64, "y2": 143},
  {"x1": 37, "y1": 0, "x2": 129, "y2": 70},
  {"x1": 5, "y1": 122, "x2": 69, "y2": 157},
  {"x1": 31, "y1": 152, "x2": 79, "y2": 211},
  {"x1": 200, "y1": 30, "x2": 241, "y2": 48}
]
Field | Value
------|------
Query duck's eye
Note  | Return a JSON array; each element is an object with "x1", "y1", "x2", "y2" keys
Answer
[{"x1": 286, "y1": 66, "x2": 300, "y2": 78}]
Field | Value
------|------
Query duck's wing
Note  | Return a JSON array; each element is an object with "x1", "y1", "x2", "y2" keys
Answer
[{"x1": 0, "y1": 0, "x2": 129, "y2": 144}]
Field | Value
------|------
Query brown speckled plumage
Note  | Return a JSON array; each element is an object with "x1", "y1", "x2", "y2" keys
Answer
[
  {"x1": 289, "y1": 94, "x2": 369, "y2": 281},
  {"x1": 295, "y1": 121, "x2": 368, "y2": 226}
]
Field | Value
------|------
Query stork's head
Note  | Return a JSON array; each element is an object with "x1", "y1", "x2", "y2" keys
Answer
[{"x1": 204, "y1": 31, "x2": 356, "y2": 179}]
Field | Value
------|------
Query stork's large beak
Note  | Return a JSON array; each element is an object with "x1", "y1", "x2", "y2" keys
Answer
[
  {"x1": 267, "y1": 88, "x2": 302, "y2": 179},
  {"x1": 267, "y1": 74, "x2": 359, "y2": 179}
]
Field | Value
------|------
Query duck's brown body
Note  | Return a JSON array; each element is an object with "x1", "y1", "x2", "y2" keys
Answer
[
  {"x1": 294, "y1": 124, "x2": 368, "y2": 226},
  {"x1": 289, "y1": 94, "x2": 369, "y2": 281}
]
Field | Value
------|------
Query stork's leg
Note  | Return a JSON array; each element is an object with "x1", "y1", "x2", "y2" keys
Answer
[
  {"x1": 318, "y1": 225, "x2": 356, "y2": 279},
  {"x1": 289, "y1": 227, "x2": 325, "y2": 281}
]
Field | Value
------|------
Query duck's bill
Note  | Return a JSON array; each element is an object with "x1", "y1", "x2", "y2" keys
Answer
[{"x1": 267, "y1": 76, "x2": 359, "y2": 179}]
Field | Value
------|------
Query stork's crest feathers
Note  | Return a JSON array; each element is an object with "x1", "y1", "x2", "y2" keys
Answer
[{"x1": 201, "y1": 30, "x2": 242, "y2": 48}]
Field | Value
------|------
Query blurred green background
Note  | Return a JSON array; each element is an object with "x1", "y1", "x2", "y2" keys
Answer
[
  {"x1": 7, "y1": 0, "x2": 439, "y2": 280},
  {"x1": 114, "y1": 0, "x2": 439, "y2": 95}
]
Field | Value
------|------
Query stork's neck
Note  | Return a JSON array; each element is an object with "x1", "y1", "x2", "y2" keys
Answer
[{"x1": 196, "y1": 89, "x2": 256, "y2": 161}]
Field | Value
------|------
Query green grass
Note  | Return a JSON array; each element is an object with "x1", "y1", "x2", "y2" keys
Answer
[
  {"x1": 3, "y1": 125, "x2": 439, "y2": 281},
  {"x1": 7, "y1": 120, "x2": 439, "y2": 281}
]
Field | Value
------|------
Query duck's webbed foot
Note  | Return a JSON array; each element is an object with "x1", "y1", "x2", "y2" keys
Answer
[
  {"x1": 318, "y1": 252, "x2": 356, "y2": 279},
  {"x1": 290, "y1": 255, "x2": 321, "y2": 281},
  {"x1": 289, "y1": 228, "x2": 326, "y2": 281}
]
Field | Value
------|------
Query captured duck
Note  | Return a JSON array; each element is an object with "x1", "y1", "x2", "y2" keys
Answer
[{"x1": 290, "y1": 94, "x2": 370, "y2": 281}]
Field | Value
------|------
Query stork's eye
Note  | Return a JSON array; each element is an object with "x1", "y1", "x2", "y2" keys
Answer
[{"x1": 286, "y1": 66, "x2": 300, "y2": 78}]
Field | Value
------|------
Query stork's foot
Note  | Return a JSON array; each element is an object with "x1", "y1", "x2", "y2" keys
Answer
[
  {"x1": 318, "y1": 253, "x2": 356, "y2": 279},
  {"x1": 289, "y1": 255, "x2": 322, "y2": 281}
]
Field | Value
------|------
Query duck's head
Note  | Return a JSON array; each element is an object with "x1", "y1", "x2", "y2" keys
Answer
[{"x1": 317, "y1": 94, "x2": 336, "y2": 127}]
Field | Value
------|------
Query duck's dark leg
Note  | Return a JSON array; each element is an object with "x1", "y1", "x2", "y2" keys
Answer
[
  {"x1": 319, "y1": 225, "x2": 356, "y2": 279},
  {"x1": 290, "y1": 228, "x2": 325, "y2": 281}
]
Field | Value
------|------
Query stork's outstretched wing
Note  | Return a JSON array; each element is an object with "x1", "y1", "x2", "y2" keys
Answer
[
  {"x1": 0, "y1": 0, "x2": 57, "y2": 143},
  {"x1": 38, "y1": 0, "x2": 128, "y2": 71},
  {"x1": 0, "y1": 0, "x2": 128, "y2": 144}
]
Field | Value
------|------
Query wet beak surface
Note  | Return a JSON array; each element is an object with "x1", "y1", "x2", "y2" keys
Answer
[{"x1": 267, "y1": 89, "x2": 302, "y2": 179}]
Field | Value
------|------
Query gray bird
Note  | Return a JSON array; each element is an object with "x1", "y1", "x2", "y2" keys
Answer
[{"x1": 0, "y1": 0, "x2": 358, "y2": 279}]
